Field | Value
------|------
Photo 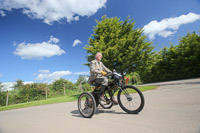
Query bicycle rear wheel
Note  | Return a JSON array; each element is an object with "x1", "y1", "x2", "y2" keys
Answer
[
  {"x1": 117, "y1": 85, "x2": 144, "y2": 114},
  {"x1": 78, "y1": 92, "x2": 96, "y2": 118}
]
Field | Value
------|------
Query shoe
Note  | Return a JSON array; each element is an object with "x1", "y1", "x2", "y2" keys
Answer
[
  {"x1": 100, "y1": 94, "x2": 106, "y2": 102},
  {"x1": 112, "y1": 97, "x2": 118, "y2": 105},
  {"x1": 88, "y1": 98, "x2": 92, "y2": 102}
]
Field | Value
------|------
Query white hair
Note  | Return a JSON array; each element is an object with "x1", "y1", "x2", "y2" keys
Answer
[{"x1": 95, "y1": 52, "x2": 102, "y2": 59}]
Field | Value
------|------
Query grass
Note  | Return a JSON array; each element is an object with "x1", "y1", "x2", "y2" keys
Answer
[
  {"x1": 0, "y1": 94, "x2": 80, "y2": 111},
  {"x1": 0, "y1": 86, "x2": 157, "y2": 111},
  {"x1": 137, "y1": 85, "x2": 158, "y2": 91}
]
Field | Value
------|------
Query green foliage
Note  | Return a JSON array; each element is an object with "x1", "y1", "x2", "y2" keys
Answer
[
  {"x1": 82, "y1": 83, "x2": 91, "y2": 91},
  {"x1": 75, "y1": 75, "x2": 91, "y2": 91},
  {"x1": 84, "y1": 15, "x2": 200, "y2": 83},
  {"x1": 48, "y1": 79, "x2": 76, "y2": 97},
  {"x1": 125, "y1": 72, "x2": 143, "y2": 85},
  {"x1": 142, "y1": 31, "x2": 200, "y2": 83},
  {"x1": 51, "y1": 78, "x2": 66, "y2": 92},
  {"x1": 0, "y1": 83, "x2": 6, "y2": 106},
  {"x1": 8, "y1": 83, "x2": 48, "y2": 105},
  {"x1": 13, "y1": 79, "x2": 24, "y2": 90},
  {"x1": 0, "y1": 91, "x2": 80, "y2": 111},
  {"x1": 0, "y1": 79, "x2": 78, "y2": 106},
  {"x1": 84, "y1": 16, "x2": 154, "y2": 76},
  {"x1": 75, "y1": 75, "x2": 88, "y2": 85}
]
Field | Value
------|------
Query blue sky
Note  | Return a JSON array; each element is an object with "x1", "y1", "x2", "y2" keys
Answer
[{"x1": 0, "y1": 0, "x2": 200, "y2": 83}]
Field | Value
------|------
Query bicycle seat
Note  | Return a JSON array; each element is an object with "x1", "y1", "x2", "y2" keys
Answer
[
  {"x1": 89, "y1": 79, "x2": 101, "y2": 87},
  {"x1": 94, "y1": 82, "x2": 101, "y2": 87}
]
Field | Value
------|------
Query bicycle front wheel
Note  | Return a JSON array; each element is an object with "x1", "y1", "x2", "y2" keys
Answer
[
  {"x1": 78, "y1": 92, "x2": 96, "y2": 118},
  {"x1": 117, "y1": 85, "x2": 145, "y2": 114}
]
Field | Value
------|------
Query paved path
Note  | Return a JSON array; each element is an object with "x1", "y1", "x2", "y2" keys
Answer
[{"x1": 0, "y1": 79, "x2": 200, "y2": 133}]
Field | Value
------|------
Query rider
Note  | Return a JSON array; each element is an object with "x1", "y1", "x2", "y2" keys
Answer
[{"x1": 88, "y1": 52, "x2": 118, "y2": 105}]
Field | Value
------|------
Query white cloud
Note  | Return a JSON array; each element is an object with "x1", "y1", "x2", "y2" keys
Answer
[
  {"x1": 0, "y1": 74, "x2": 2, "y2": 78},
  {"x1": 72, "y1": 39, "x2": 82, "y2": 47},
  {"x1": 0, "y1": 10, "x2": 6, "y2": 16},
  {"x1": 0, "y1": 0, "x2": 107, "y2": 25},
  {"x1": 35, "y1": 70, "x2": 72, "y2": 81},
  {"x1": 2, "y1": 81, "x2": 34, "y2": 91},
  {"x1": 13, "y1": 41, "x2": 17, "y2": 46},
  {"x1": 74, "y1": 71, "x2": 89, "y2": 75},
  {"x1": 13, "y1": 36, "x2": 65, "y2": 59},
  {"x1": 39, "y1": 70, "x2": 50, "y2": 73},
  {"x1": 143, "y1": 12, "x2": 200, "y2": 40},
  {"x1": 48, "y1": 36, "x2": 59, "y2": 43}
]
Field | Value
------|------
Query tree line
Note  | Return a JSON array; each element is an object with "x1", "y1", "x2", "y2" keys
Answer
[
  {"x1": 140, "y1": 32, "x2": 200, "y2": 83},
  {"x1": 0, "y1": 76, "x2": 90, "y2": 106}
]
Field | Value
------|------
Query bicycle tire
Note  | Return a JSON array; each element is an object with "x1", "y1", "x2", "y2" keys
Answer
[
  {"x1": 117, "y1": 85, "x2": 145, "y2": 114},
  {"x1": 78, "y1": 92, "x2": 96, "y2": 118}
]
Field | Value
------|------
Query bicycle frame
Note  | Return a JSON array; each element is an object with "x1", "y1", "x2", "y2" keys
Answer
[
  {"x1": 92, "y1": 72, "x2": 131, "y2": 103},
  {"x1": 106, "y1": 76, "x2": 131, "y2": 101}
]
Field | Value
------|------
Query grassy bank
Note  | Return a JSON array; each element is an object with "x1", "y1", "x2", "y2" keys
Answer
[
  {"x1": 137, "y1": 85, "x2": 158, "y2": 91},
  {"x1": 0, "y1": 93, "x2": 80, "y2": 111},
  {"x1": 0, "y1": 86, "x2": 157, "y2": 111}
]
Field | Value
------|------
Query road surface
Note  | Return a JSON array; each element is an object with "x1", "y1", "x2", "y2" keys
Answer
[{"x1": 0, "y1": 78, "x2": 200, "y2": 133}]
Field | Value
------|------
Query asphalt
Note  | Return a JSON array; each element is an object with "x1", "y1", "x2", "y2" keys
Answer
[{"x1": 0, "y1": 78, "x2": 200, "y2": 133}]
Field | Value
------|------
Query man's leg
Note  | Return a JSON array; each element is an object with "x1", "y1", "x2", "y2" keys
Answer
[
  {"x1": 95, "y1": 77, "x2": 108, "y2": 101},
  {"x1": 96, "y1": 77, "x2": 118, "y2": 104}
]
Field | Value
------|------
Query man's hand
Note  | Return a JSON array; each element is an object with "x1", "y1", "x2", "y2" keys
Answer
[{"x1": 101, "y1": 71, "x2": 107, "y2": 76}]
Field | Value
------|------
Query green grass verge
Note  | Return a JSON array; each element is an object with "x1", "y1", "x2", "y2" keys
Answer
[
  {"x1": 0, "y1": 86, "x2": 157, "y2": 111},
  {"x1": 0, "y1": 94, "x2": 80, "y2": 111},
  {"x1": 137, "y1": 85, "x2": 158, "y2": 91}
]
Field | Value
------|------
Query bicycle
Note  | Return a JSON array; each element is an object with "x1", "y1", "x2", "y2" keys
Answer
[{"x1": 77, "y1": 71, "x2": 145, "y2": 118}]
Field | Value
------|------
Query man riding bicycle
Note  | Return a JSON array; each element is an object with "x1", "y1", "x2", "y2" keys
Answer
[{"x1": 88, "y1": 52, "x2": 118, "y2": 105}]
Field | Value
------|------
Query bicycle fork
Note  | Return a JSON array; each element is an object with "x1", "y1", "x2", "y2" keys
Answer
[{"x1": 120, "y1": 87, "x2": 132, "y2": 101}]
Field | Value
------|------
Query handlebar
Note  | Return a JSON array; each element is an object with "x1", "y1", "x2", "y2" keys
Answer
[{"x1": 106, "y1": 72, "x2": 113, "y2": 77}]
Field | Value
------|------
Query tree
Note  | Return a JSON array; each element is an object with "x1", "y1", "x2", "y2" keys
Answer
[
  {"x1": 51, "y1": 79, "x2": 67, "y2": 92},
  {"x1": 0, "y1": 82, "x2": 3, "y2": 92},
  {"x1": 13, "y1": 79, "x2": 24, "y2": 90},
  {"x1": 51, "y1": 78, "x2": 76, "y2": 95},
  {"x1": 143, "y1": 31, "x2": 200, "y2": 83},
  {"x1": 84, "y1": 16, "x2": 154, "y2": 76},
  {"x1": 76, "y1": 75, "x2": 88, "y2": 85},
  {"x1": 76, "y1": 75, "x2": 91, "y2": 91},
  {"x1": 0, "y1": 82, "x2": 6, "y2": 106},
  {"x1": 177, "y1": 31, "x2": 200, "y2": 78}
]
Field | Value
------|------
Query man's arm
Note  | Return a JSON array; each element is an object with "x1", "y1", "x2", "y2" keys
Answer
[{"x1": 102, "y1": 63, "x2": 112, "y2": 73}]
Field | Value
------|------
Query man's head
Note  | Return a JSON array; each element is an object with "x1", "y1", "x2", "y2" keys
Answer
[{"x1": 96, "y1": 52, "x2": 102, "y2": 61}]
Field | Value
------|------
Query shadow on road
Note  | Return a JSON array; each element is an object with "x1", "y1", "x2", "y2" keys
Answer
[
  {"x1": 70, "y1": 110, "x2": 83, "y2": 118},
  {"x1": 70, "y1": 107, "x2": 130, "y2": 118},
  {"x1": 94, "y1": 108, "x2": 126, "y2": 115}
]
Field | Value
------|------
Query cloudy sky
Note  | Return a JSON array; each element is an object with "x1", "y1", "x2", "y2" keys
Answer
[{"x1": 0, "y1": 0, "x2": 200, "y2": 83}]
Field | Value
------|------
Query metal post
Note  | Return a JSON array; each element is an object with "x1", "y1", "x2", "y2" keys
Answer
[
  {"x1": 46, "y1": 87, "x2": 48, "y2": 100},
  {"x1": 6, "y1": 90, "x2": 8, "y2": 106},
  {"x1": 64, "y1": 84, "x2": 66, "y2": 96}
]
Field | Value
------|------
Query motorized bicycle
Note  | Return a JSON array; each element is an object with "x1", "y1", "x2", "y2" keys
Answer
[{"x1": 77, "y1": 70, "x2": 145, "y2": 118}]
